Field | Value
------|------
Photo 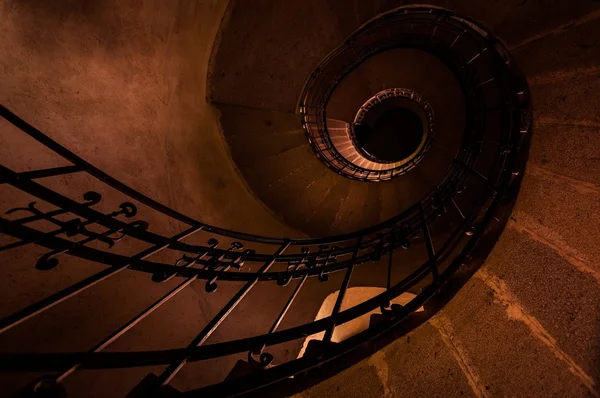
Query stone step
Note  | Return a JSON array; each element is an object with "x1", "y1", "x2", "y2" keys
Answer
[
  {"x1": 437, "y1": 272, "x2": 594, "y2": 397},
  {"x1": 329, "y1": 181, "x2": 374, "y2": 235},
  {"x1": 216, "y1": 104, "x2": 306, "y2": 167},
  {"x1": 494, "y1": 1, "x2": 600, "y2": 48},
  {"x1": 280, "y1": 169, "x2": 343, "y2": 233},
  {"x1": 512, "y1": 168, "x2": 600, "y2": 276},
  {"x1": 303, "y1": 178, "x2": 352, "y2": 237},
  {"x1": 511, "y1": 9, "x2": 600, "y2": 83},
  {"x1": 480, "y1": 223, "x2": 600, "y2": 385},
  {"x1": 294, "y1": 319, "x2": 479, "y2": 398}
]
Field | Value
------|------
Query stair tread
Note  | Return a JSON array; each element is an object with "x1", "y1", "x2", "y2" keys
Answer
[
  {"x1": 246, "y1": 162, "x2": 326, "y2": 213},
  {"x1": 329, "y1": 181, "x2": 373, "y2": 234},
  {"x1": 299, "y1": 320, "x2": 478, "y2": 398},
  {"x1": 514, "y1": 172, "x2": 600, "y2": 267},
  {"x1": 281, "y1": 170, "x2": 342, "y2": 233},
  {"x1": 303, "y1": 177, "x2": 353, "y2": 237},
  {"x1": 482, "y1": 226, "x2": 600, "y2": 380},
  {"x1": 530, "y1": 65, "x2": 600, "y2": 125},
  {"x1": 494, "y1": 1, "x2": 600, "y2": 47},
  {"x1": 441, "y1": 276, "x2": 593, "y2": 397},
  {"x1": 512, "y1": 11, "x2": 600, "y2": 79}
]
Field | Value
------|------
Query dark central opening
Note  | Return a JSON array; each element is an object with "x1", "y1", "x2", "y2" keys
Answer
[{"x1": 354, "y1": 106, "x2": 424, "y2": 162}]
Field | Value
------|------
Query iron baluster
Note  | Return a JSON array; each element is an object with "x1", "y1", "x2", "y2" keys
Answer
[
  {"x1": 278, "y1": 247, "x2": 309, "y2": 287},
  {"x1": 432, "y1": 194, "x2": 448, "y2": 217},
  {"x1": 0, "y1": 6, "x2": 530, "y2": 393},
  {"x1": 371, "y1": 233, "x2": 386, "y2": 261},
  {"x1": 454, "y1": 159, "x2": 490, "y2": 185},
  {"x1": 249, "y1": 248, "x2": 311, "y2": 367},
  {"x1": 451, "y1": 197, "x2": 466, "y2": 220},
  {"x1": 322, "y1": 236, "x2": 362, "y2": 344},
  {"x1": 156, "y1": 241, "x2": 291, "y2": 387},
  {"x1": 152, "y1": 239, "x2": 219, "y2": 283},
  {"x1": 382, "y1": 232, "x2": 394, "y2": 311},
  {"x1": 43, "y1": 242, "x2": 214, "y2": 388},
  {"x1": 450, "y1": 31, "x2": 464, "y2": 48},
  {"x1": 477, "y1": 77, "x2": 495, "y2": 87},
  {"x1": 312, "y1": 245, "x2": 338, "y2": 282},
  {"x1": 419, "y1": 203, "x2": 440, "y2": 284},
  {"x1": 392, "y1": 223, "x2": 411, "y2": 250},
  {"x1": 0, "y1": 225, "x2": 202, "y2": 335},
  {"x1": 204, "y1": 241, "x2": 250, "y2": 293}
]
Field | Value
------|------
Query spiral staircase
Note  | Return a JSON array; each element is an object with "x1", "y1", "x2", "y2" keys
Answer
[{"x1": 1, "y1": 1, "x2": 599, "y2": 397}]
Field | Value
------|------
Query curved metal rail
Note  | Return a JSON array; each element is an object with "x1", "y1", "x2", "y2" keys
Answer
[{"x1": 0, "y1": 5, "x2": 531, "y2": 397}]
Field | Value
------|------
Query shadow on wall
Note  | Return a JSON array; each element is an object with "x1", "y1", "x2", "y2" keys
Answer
[
  {"x1": 6, "y1": 0, "x2": 112, "y2": 54},
  {"x1": 5, "y1": 0, "x2": 178, "y2": 64}
]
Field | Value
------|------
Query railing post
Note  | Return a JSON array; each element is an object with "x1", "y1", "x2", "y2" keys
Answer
[
  {"x1": 323, "y1": 236, "x2": 363, "y2": 344},
  {"x1": 419, "y1": 203, "x2": 440, "y2": 285},
  {"x1": 156, "y1": 241, "x2": 291, "y2": 387}
]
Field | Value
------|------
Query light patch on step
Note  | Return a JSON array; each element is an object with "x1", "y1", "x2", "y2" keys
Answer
[
  {"x1": 509, "y1": 210, "x2": 600, "y2": 285},
  {"x1": 297, "y1": 288, "x2": 423, "y2": 358},
  {"x1": 430, "y1": 313, "x2": 490, "y2": 398},
  {"x1": 476, "y1": 268, "x2": 599, "y2": 397}
]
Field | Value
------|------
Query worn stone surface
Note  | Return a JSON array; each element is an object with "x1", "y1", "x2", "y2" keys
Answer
[
  {"x1": 530, "y1": 74, "x2": 600, "y2": 126},
  {"x1": 514, "y1": 173, "x2": 600, "y2": 270},
  {"x1": 484, "y1": 227, "x2": 600, "y2": 382},
  {"x1": 528, "y1": 123, "x2": 600, "y2": 186},
  {"x1": 295, "y1": 358, "x2": 385, "y2": 398},
  {"x1": 512, "y1": 13, "x2": 600, "y2": 82},
  {"x1": 442, "y1": 278, "x2": 592, "y2": 397},
  {"x1": 495, "y1": 0, "x2": 600, "y2": 47},
  {"x1": 296, "y1": 322, "x2": 477, "y2": 398}
]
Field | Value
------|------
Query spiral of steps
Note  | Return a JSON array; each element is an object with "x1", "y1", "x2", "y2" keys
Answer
[
  {"x1": 0, "y1": 0, "x2": 599, "y2": 397},
  {"x1": 212, "y1": 14, "x2": 468, "y2": 238}
]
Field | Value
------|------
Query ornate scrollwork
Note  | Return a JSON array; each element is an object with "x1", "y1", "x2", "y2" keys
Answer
[
  {"x1": 370, "y1": 233, "x2": 387, "y2": 261},
  {"x1": 278, "y1": 247, "x2": 310, "y2": 286},
  {"x1": 152, "y1": 238, "x2": 218, "y2": 283},
  {"x1": 306, "y1": 245, "x2": 338, "y2": 282},
  {"x1": 390, "y1": 223, "x2": 411, "y2": 250},
  {"x1": 204, "y1": 241, "x2": 252, "y2": 293}
]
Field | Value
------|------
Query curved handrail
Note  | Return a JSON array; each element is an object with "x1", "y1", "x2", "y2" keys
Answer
[
  {"x1": 0, "y1": 5, "x2": 531, "y2": 397},
  {"x1": 299, "y1": 6, "x2": 516, "y2": 183}
]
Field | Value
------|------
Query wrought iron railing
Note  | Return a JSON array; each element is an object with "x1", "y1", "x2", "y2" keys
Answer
[
  {"x1": 0, "y1": 5, "x2": 530, "y2": 398},
  {"x1": 299, "y1": 6, "x2": 529, "y2": 183},
  {"x1": 349, "y1": 88, "x2": 435, "y2": 168}
]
